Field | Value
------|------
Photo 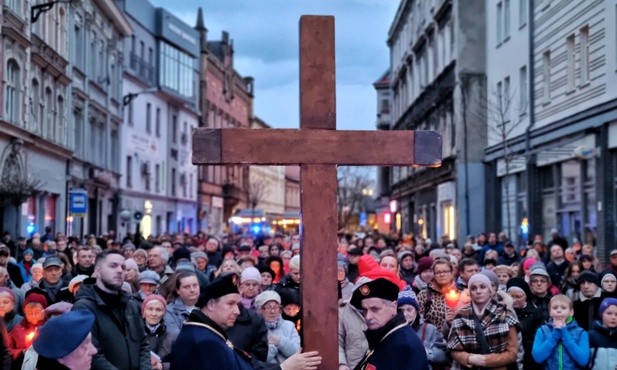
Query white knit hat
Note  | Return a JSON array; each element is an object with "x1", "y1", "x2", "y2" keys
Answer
[
  {"x1": 240, "y1": 267, "x2": 262, "y2": 284},
  {"x1": 254, "y1": 290, "x2": 281, "y2": 309}
]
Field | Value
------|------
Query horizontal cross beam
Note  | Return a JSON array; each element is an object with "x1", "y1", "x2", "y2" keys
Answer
[{"x1": 192, "y1": 128, "x2": 442, "y2": 166}]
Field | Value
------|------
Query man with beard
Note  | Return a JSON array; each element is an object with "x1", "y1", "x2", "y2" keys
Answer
[
  {"x1": 72, "y1": 250, "x2": 155, "y2": 370},
  {"x1": 350, "y1": 276, "x2": 428, "y2": 370}
]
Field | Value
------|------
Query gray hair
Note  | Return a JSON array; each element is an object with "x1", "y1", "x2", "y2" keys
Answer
[{"x1": 152, "y1": 246, "x2": 169, "y2": 264}]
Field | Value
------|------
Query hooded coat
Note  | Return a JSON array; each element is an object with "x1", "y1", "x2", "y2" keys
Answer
[{"x1": 587, "y1": 320, "x2": 617, "y2": 370}]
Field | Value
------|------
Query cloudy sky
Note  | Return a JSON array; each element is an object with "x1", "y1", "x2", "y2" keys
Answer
[{"x1": 149, "y1": 0, "x2": 400, "y2": 130}]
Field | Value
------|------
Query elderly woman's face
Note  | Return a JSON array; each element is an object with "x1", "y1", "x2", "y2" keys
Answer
[
  {"x1": 470, "y1": 281, "x2": 491, "y2": 306},
  {"x1": 0, "y1": 294, "x2": 14, "y2": 316},
  {"x1": 32, "y1": 268, "x2": 43, "y2": 282},
  {"x1": 143, "y1": 300, "x2": 165, "y2": 326},
  {"x1": 399, "y1": 304, "x2": 417, "y2": 324},
  {"x1": 259, "y1": 300, "x2": 281, "y2": 322},
  {"x1": 289, "y1": 268, "x2": 301, "y2": 284},
  {"x1": 508, "y1": 289, "x2": 526, "y2": 309}
]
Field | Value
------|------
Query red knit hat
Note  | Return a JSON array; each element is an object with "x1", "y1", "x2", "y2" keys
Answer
[
  {"x1": 356, "y1": 255, "x2": 405, "y2": 290},
  {"x1": 416, "y1": 256, "x2": 435, "y2": 275},
  {"x1": 24, "y1": 292, "x2": 48, "y2": 309},
  {"x1": 141, "y1": 294, "x2": 167, "y2": 314}
]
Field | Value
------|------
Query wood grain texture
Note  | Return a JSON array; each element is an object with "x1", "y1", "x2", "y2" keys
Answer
[
  {"x1": 192, "y1": 129, "x2": 221, "y2": 164},
  {"x1": 192, "y1": 128, "x2": 444, "y2": 166},
  {"x1": 299, "y1": 164, "x2": 338, "y2": 369},
  {"x1": 300, "y1": 16, "x2": 335, "y2": 131},
  {"x1": 413, "y1": 130, "x2": 443, "y2": 167}
]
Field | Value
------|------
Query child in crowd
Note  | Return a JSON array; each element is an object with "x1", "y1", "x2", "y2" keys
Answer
[
  {"x1": 532, "y1": 294, "x2": 590, "y2": 370},
  {"x1": 587, "y1": 297, "x2": 617, "y2": 370}
]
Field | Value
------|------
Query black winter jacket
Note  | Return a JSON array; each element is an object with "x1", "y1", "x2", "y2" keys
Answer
[{"x1": 72, "y1": 283, "x2": 151, "y2": 370}]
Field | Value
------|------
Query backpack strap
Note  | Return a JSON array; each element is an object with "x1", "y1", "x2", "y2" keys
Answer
[{"x1": 421, "y1": 322, "x2": 428, "y2": 342}]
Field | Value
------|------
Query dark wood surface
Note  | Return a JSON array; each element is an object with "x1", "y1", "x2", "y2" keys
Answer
[
  {"x1": 298, "y1": 16, "x2": 338, "y2": 369},
  {"x1": 192, "y1": 128, "x2": 442, "y2": 166}
]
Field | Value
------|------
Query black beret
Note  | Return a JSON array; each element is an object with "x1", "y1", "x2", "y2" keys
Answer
[
  {"x1": 347, "y1": 247, "x2": 363, "y2": 256},
  {"x1": 578, "y1": 270, "x2": 599, "y2": 287},
  {"x1": 196, "y1": 273, "x2": 239, "y2": 308},
  {"x1": 350, "y1": 278, "x2": 400, "y2": 310}
]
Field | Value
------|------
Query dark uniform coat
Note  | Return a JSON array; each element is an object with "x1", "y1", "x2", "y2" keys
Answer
[
  {"x1": 354, "y1": 313, "x2": 429, "y2": 370},
  {"x1": 170, "y1": 310, "x2": 254, "y2": 370}
]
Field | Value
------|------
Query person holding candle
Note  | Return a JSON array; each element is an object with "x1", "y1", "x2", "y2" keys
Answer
[
  {"x1": 8, "y1": 289, "x2": 48, "y2": 370},
  {"x1": 447, "y1": 273, "x2": 519, "y2": 370},
  {"x1": 417, "y1": 257, "x2": 461, "y2": 334}
]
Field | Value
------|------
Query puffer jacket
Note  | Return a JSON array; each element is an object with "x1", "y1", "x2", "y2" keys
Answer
[
  {"x1": 338, "y1": 301, "x2": 367, "y2": 369},
  {"x1": 412, "y1": 317, "x2": 447, "y2": 366},
  {"x1": 588, "y1": 320, "x2": 617, "y2": 370},
  {"x1": 532, "y1": 319, "x2": 590, "y2": 370}
]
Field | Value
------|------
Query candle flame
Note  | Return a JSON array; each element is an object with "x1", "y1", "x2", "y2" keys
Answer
[{"x1": 26, "y1": 330, "x2": 36, "y2": 344}]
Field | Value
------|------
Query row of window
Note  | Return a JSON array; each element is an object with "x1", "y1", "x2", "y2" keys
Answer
[
  {"x1": 496, "y1": 0, "x2": 527, "y2": 47},
  {"x1": 542, "y1": 26, "x2": 589, "y2": 104},
  {"x1": 159, "y1": 42, "x2": 195, "y2": 98},
  {"x1": 4, "y1": 60, "x2": 67, "y2": 145},
  {"x1": 125, "y1": 156, "x2": 194, "y2": 198}
]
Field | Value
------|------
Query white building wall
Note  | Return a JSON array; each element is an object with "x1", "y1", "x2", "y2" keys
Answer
[
  {"x1": 486, "y1": 0, "x2": 531, "y2": 147},
  {"x1": 533, "y1": 0, "x2": 617, "y2": 129},
  {"x1": 249, "y1": 165, "x2": 286, "y2": 215}
]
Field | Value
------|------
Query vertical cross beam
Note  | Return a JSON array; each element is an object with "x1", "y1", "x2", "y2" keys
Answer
[{"x1": 299, "y1": 16, "x2": 338, "y2": 369}]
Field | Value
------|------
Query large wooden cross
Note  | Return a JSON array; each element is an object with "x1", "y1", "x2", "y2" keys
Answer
[{"x1": 193, "y1": 16, "x2": 441, "y2": 369}]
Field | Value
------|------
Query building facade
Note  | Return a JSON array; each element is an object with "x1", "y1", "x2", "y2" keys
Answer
[
  {"x1": 0, "y1": 0, "x2": 130, "y2": 238},
  {"x1": 485, "y1": 0, "x2": 617, "y2": 260},
  {"x1": 387, "y1": 0, "x2": 487, "y2": 244},
  {"x1": 195, "y1": 8, "x2": 254, "y2": 235},
  {"x1": 115, "y1": 0, "x2": 199, "y2": 239},
  {"x1": 67, "y1": 0, "x2": 131, "y2": 238}
]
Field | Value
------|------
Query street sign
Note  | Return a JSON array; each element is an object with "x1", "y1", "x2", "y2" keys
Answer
[
  {"x1": 134, "y1": 211, "x2": 143, "y2": 221},
  {"x1": 69, "y1": 189, "x2": 88, "y2": 216}
]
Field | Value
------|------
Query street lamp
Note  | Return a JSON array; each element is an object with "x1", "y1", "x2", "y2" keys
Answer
[
  {"x1": 122, "y1": 87, "x2": 159, "y2": 107},
  {"x1": 389, "y1": 200, "x2": 398, "y2": 233},
  {"x1": 31, "y1": 0, "x2": 83, "y2": 24}
]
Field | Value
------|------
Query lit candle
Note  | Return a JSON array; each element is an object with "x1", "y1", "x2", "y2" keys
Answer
[
  {"x1": 445, "y1": 289, "x2": 460, "y2": 308},
  {"x1": 25, "y1": 330, "x2": 36, "y2": 346}
]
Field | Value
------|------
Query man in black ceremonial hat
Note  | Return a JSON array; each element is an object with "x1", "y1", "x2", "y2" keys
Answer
[
  {"x1": 169, "y1": 273, "x2": 322, "y2": 370},
  {"x1": 350, "y1": 277, "x2": 429, "y2": 370}
]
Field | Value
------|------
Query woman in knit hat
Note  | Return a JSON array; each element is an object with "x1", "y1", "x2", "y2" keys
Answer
[
  {"x1": 141, "y1": 294, "x2": 168, "y2": 355},
  {"x1": 397, "y1": 287, "x2": 447, "y2": 369},
  {"x1": 0, "y1": 287, "x2": 22, "y2": 332},
  {"x1": 416, "y1": 257, "x2": 460, "y2": 334},
  {"x1": 448, "y1": 273, "x2": 519, "y2": 370},
  {"x1": 254, "y1": 290, "x2": 300, "y2": 364},
  {"x1": 600, "y1": 270, "x2": 617, "y2": 298},
  {"x1": 412, "y1": 256, "x2": 434, "y2": 294},
  {"x1": 506, "y1": 277, "x2": 544, "y2": 370},
  {"x1": 587, "y1": 297, "x2": 617, "y2": 370},
  {"x1": 8, "y1": 289, "x2": 48, "y2": 370}
]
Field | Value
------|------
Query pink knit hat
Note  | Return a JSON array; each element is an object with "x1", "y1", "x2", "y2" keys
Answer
[
  {"x1": 523, "y1": 258, "x2": 538, "y2": 271},
  {"x1": 141, "y1": 294, "x2": 167, "y2": 314}
]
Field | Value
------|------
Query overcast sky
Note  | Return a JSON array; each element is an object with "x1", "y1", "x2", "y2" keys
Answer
[{"x1": 149, "y1": 0, "x2": 400, "y2": 130}]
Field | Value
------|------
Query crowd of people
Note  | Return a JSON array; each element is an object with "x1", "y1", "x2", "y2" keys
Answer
[{"x1": 0, "y1": 227, "x2": 613, "y2": 369}]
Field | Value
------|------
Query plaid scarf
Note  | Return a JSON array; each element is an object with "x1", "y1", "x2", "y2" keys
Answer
[{"x1": 447, "y1": 300, "x2": 519, "y2": 355}]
